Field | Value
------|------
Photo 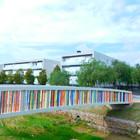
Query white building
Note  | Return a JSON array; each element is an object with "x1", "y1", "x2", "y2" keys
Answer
[
  {"x1": 62, "y1": 51, "x2": 115, "y2": 85},
  {"x1": 0, "y1": 64, "x2": 3, "y2": 72},
  {"x1": 1, "y1": 59, "x2": 60, "y2": 84}
]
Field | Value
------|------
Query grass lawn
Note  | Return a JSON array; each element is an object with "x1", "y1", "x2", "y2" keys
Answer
[
  {"x1": 0, "y1": 113, "x2": 103, "y2": 140},
  {"x1": 0, "y1": 103, "x2": 139, "y2": 140},
  {"x1": 0, "y1": 104, "x2": 140, "y2": 140},
  {"x1": 107, "y1": 103, "x2": 140, "y2": 122},
  {"x1": 74, "y1": 103, "x2": 140, "y2": 123}
]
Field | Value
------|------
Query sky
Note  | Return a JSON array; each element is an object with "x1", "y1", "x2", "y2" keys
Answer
[{"x1": 0, "y1": 0, "x2": 140, "y2": 66}]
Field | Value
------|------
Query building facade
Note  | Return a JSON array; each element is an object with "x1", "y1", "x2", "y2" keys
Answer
[
  {"x1": 0, "y1": 64, "x2": 3, "y2": 72},
  {"x1": 1, "y1": 59, "x2": 60, "y2": 84},
  {"x1": 62, "y1": 51, "x2": 115, "y2": 85}
]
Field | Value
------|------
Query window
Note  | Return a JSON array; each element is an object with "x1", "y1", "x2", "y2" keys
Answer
[{"x1": 32, "y1": 62, "x2": 37, "y2": 66}]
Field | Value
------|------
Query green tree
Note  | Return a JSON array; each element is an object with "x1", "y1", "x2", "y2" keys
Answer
[
  {"x1": 37, "y1": 69, "x2": 47, "y2": 85},
  {"x1": 0, "y1": 70, "x2": 7, "y2": 84},
  {"x1": 14, "y1": 69, "x2": 24, "y2": 84},
  {"x1": 53, "y1": 65, "x2": 61, "y2": 71},
  {"x1": 7, "y1": 70, "x2": 14, "y2": 84},
  {"x1": 109, "y1": 60, "x2": 132, "y2": 88},
  {"x1": 77, "y1": 59, "x2": 108, "y2": 87},
  {"x1": 24, "y1": 69, "x2": 35, "y2": 84},
  {"x1": 49, "y1": 70, "x2": 69, "y2": 86},
  {"x1": 132, "y1": 64, "x2": 140, "y2": 87},
  {"x1": 50, "y1": 65, "x2": 61, "y2": 76}
]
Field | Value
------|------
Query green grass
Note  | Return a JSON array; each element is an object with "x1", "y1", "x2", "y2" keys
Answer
[
  {"x1": 107, "y1": 103, "x2": 140, "y2": 122},
  {"x1": 75, "y1": 103, "x2": 140, "y2": 123},
  {"x1": 1, "y1": 104, "x2": 140, "y2": 140},
  {"x1": 0, "y1": 113, "x2": 103, "y2": 140},
  {"x1": 74, "y1": 105, "x2": 112, "y2": 115}
]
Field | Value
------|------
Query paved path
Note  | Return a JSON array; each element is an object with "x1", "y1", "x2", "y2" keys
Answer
[
  {"x1": 132, "y1": 95, "x2": 140, "y2": 102},
  {"x1": 132, "y1": 89, "x2": 140, "y2": 95},
  {"x1": 132, "y1": 89, "x2": 140, "y2": 102}
]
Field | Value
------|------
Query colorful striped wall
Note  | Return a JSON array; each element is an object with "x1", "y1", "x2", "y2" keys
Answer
[
  {"x1": 0, "y1": 91, "x2": 21, "y2": 114},
  {"x1": 0, "y1": 85, "x2": 132, "y2": 116}
]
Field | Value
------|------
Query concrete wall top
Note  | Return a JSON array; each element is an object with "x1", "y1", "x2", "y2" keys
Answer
[{"x1": 0, "y1": 85, "x2": 132, "y2": 93}]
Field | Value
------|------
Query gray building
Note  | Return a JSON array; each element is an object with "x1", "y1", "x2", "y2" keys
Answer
[
  {"x1": 62, "y1": 51, "x2": 115, "y2": 85},
  {"x1": 1, "y1": 59, "x2": 60, "y2": 84}
]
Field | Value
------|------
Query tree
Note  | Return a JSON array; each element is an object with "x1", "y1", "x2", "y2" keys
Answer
[
  {"x1": 76, "y1": 59, "x2": 133, "y2": 88},
  {"x1": 24, "y1": 69, "x2": 35, "y2": 84},
  {"x1": 37, "y1": 69, "x2": 47, "y2": 85},
  {"x1": 0, "y1": 70, "x2": 7, "y2": 84},
  {"x1": 50, "y1": 65, "x2": 61, "y2": 76},
  {"x1": 14, "y1": 69, "x2": 24, "y2": 84},
  {"x1": 132, "y1": 64, "x2": 140, "y2": 87},
  {"x1": 109, "y1": 60, "x2": 132, "y2": 88},
  {"x1": 7, "y1": 70, "x2": 14, "y2": 84},
  {"x1": 77, "y1": 59, "x2": 108, "y2": 87},
  {"x1": 49, "y1": 70, "x2": 70, "y2": 86},
  {"x1": 53, "y1": 65, "x2": 61, "y2": 72}
]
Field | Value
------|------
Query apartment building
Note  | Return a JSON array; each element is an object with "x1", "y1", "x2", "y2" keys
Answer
[
  {"x1": 62, "y1": 51, "x2": 115, "y2": 85},
  {"x1": 1, "y1": 59, "x2": 60, "y2": 84}
]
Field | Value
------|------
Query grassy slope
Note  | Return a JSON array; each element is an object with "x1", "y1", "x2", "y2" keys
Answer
[
  {"x1": 74, "y1": 103, "x2": 140, "y2": 123},
  {"x1": 0, "y1": 104, "x2": 139, "y2": 139},
  {"x1": 0, "y1": 113, "x2": 103, "y2": 140},
  {"x1": 107, "y1": 103, "x2": 140, "y2": 122}
]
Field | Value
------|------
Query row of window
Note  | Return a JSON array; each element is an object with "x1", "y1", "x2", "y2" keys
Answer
[
  {"x1": 3, "y1": 62, "x2": 43, "y2": 70},
  {"x1": 62, "y1": 55, "x2": 92, "y2": 65},
  {"x1": 63, "y1": 66, "x2": 80, "y2": 75},
  {"x1": 5, "y1": 70, "x2": 41, "y2": 76}
]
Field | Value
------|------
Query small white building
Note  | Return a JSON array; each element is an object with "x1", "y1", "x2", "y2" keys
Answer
[
  {"x1": 62, "y1": 51, "x2": 115, "y2": 85},
  {"x1": 1, "y1": 59, "x2": 60, "y2": 84}
]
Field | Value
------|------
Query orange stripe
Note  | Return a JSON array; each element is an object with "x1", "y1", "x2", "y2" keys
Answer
[{"x1": 76, "y1": 90, "x2": 79, "y2": 105}]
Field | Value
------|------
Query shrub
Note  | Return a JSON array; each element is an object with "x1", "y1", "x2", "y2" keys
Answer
[
  {"x1": 49, "y1": 70, "x2": 69, "y2": 86},
  {"x1": 24, "y1": 69, "x2": 35, "y2": 84},
  {"x1": 7, "y1": 70, "x2": 14, "y2": 84},
  {"x1": 14, "y1": 69, "x2": 24, "y2": 84},
  {"x1": 37, "y1": 69, "x2": 47, "y2": 85},
  {"x1": 0, "y1": 70, "x2": 7, "y2": 84}
]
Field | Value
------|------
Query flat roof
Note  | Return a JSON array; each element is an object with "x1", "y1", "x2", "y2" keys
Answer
[
  {"x1": 3, "y1": 58, "x2": 60, "y2": 65},
  {"x1": 3, "y1": 59, "x2": 44, "y2": 65},
  {"x1": 62, "y1": 52, "x2": 94, "y2": 58}
]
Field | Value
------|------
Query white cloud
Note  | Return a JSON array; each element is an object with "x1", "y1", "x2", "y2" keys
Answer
[
  {"x1": 106, "y1": 51, "x2": 140, "y2": 66},
  {"x1": 0, "y1": 43, "x2": 65, "y2": 64},
  {"x1": 122, "y1": 44, "x2": 139, "y2": 51},
  {"x1": 0, "y1": 0, "x2": 140, "y2": 65},
  {"x1": 0, "y1": 0, "x2": 140, "y2": 43},
  {"x1": 76, "y1": 44, "x2": 93, "y2": 52},
  {"x1": 125, "y1": 5, "x2": 140, "y2": 12}
]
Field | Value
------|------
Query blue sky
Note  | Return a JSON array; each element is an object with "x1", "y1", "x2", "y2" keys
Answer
[{"x1": 0, "y1": 0, "x2": 140, "y2": 66}]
